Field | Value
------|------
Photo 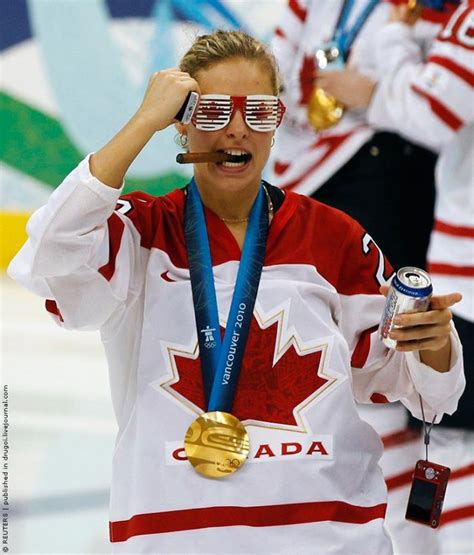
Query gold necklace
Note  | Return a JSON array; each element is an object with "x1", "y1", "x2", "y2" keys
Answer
[
  {"x1": 220, "y1": 186, "x2": 274, "y2": 224},
  {"x1": 220, "y1": 215, "x2": 250, "y2": 224}
]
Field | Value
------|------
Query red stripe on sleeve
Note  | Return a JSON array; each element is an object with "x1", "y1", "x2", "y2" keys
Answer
[
  {"x1": 429, "y1": 55, "x2": 474, "y2": 86},
  {"x1": 434, "y1": 219, "x2": 474, "y2": 238},
  {"x1": 289, "y1": 0, "x2": 307, "y2": 22},
  {"x1": 428, "y1": 262, "x2": 474, "y2": 277},
  {"x1": 370, "y1": 393, "x2": 390, "y2": 404},
  {"x1": 98, "y1": 213, "x2": 125, "y2": 281},
  {"x1": 45, "y1": 299, "x2": 64, "y2": 322},
  {"x1": 351, "y1": 326, "x2": 378, "y2": 369},
  {"x1": 109, "y1": 501, "x2": 386, "y2": 542},
  {"x1": 411, "y1": 84, "x2": 464, "y2": 131}
]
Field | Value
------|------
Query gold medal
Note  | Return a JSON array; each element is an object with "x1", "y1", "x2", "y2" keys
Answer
[
  {"x1": 308, "y1": 87, "x2": 344, "y2": 131},
  {"x1": 308, "y1": 42, "x2": 345, "y2": 130},
  {"x1": 184, "y1": 411, "x2": 250, "y2": 479}
]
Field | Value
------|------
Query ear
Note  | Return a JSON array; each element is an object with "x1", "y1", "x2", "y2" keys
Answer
[{"x1": 175, "y1": 122, "x2": 187, "y2": 135}]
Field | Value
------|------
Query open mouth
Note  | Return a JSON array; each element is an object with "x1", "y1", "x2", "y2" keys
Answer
[{"x1": 219, "y1": 149, "x2": 252, "y2": 167}]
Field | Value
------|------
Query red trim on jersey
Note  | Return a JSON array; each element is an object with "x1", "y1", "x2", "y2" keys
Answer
[
  {"x1": 370, "y1": 393, "x2": 390, "y2": 404},
  {"x1": 429, "y1": 55, "x2": 474, "y2": 86},
  {"x1": 45, "y1": 299, "x2": 64, "y2": 323},
  {"x1": 109, "y1": 501, "x2": 387, "y2": 542},
  {"x1": 289, "y1": 0, "x2": 307, "y2": 22},
  {"x1": 428, "y1": 262, "x2": 474, "y2": 277},
  {"x1": 98, "y1": 213, "x2": 125, "y2": 281},
  {"x1": 351, "y1": 326, "x2": 378, "y2": 369},
  {"x1": 411, "y1": 84, "x2": 464, "y2": 131},
  {"x1": 119, "y1": 187, "x2": 390, "y2": 298},
  {"x1": 434, "y1": 219, "x2": 474, "y2": 238},
  {"x1": 381, "y1": 427, "x2": 420, "y2": 449},
  {"x1": 441, "y1": 505, "x2": 474, "y2": 526},
  {"x1": 280, "y1": 131, "x2": 354, "y2": 192},
  {"x1": 275, "y1": 27, "x2": 286, "y2": 39}
]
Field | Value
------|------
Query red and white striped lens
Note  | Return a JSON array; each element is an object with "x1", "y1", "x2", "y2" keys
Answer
[
  {"x1": 244, "y1": 95, "x2": 285, "y2": 131},
  {"x1": 192, "y1": 95, "x2": 285, "y2": 132}
]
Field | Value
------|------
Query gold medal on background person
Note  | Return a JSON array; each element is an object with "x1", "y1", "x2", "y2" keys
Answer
[
  {"x1": 306, "y1": 0, "x2": 381, "y2": 131},
  {"x1": 307, "y1": 43, "x2": 345, "y2": 131},
  {"x1": 308, "y1": 88, "x2": 344, "y2": 131},
  {"x1": 184, "y1": 411, "x2": 250, "y2": 479}
]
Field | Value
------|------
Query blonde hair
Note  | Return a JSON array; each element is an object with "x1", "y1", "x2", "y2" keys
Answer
[{"x1": 179, "y1": 30, "x2": 281, "y2": 95}]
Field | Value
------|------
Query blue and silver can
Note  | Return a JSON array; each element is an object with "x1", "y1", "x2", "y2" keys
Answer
[{"x1": 379, "y1": 267, "x2": 433, "y2": 350}]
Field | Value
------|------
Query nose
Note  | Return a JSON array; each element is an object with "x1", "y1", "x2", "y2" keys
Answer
[{"x1": 226, "y1": 107, "x2": 249, "y2": 139}]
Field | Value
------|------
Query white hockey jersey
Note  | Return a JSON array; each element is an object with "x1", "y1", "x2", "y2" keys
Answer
[
  {"x1": 367, "y1": 1, "x2": 474, "y2": 322},
  {"x1": 271, "y1": 0, "x2": 456, "y2": 194},
  {"x1": 8, "y1": 158, "x2": 465, "y2": 553}
]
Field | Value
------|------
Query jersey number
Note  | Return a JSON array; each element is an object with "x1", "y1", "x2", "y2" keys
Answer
[
  {"x1": 115, "y1": 199, "x2": 133, "y2": 215},
  {"x1": 439, "y1": 3, "x2": 474, "y2": 48},
  {"x1": 362, "y1": 233, "x2": 393, "y2": 287}
]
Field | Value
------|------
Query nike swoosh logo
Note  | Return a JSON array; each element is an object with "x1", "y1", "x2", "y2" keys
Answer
[{"x1": 161, "y1": 271, "x2": 176, "y2": 283}]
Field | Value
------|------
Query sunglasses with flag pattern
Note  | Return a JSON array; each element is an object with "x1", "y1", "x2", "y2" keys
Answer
[{"x1": 191, "y1": 95, "x2": 286, "y2": 132}]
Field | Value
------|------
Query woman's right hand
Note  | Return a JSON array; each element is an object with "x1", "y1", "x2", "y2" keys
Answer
[
  {"x1": 135, "y1": 69, "x2": 200, "y2": 133},
  {"x1": 90, "y1": 68, "x2": 199, "y2": 188}
]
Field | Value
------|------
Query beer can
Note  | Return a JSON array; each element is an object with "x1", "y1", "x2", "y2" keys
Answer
[{"x1": 379, "y1": 267, "x2": 433, "y2": 350}]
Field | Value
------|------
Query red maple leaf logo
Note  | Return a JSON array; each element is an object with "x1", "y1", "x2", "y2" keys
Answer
[{"x1": 166, "y1": 316, "x2": 331, "y2": 428}]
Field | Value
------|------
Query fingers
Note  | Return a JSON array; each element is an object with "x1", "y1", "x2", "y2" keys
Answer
[
  {"x1": 429, "y1": 292, "x2": 462, "y2": 310},
  {"x1": 392, "y1": 336, "x2": 450, "y2": 352},
  {"x1": 379, "y1": 285, "x2": 389, "y2": 297},
  {"x1": 380, "y1": 290, "x2": 461, "y2": 353},
  {"x1": 393, "y1": 307, "x2": 452, "y2": 328},
  {"x1": 316, "y1": 69, "x2": 375, "y2": 109},
  {"x1": 388, "y1": 297, "x2": 459, "y2": 353},
  {"x1": 316, "y1": 71, "x2": 341, "y2": 88},
  {"x1": 389, "y1": 309, "x2": 452, "y2": 352},
  {"x1": 138, "y1": 69, "x2": 200, "y2": 131},
  {"x1": 390, "y1": 321, "x2": 452, "y2": 342}
]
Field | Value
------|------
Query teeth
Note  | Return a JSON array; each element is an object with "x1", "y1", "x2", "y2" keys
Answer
[
  {"x1": 224, "y1": 149, "x2": 249, "y2": 156},
  {"x1": 222, "y1": 161, "x2": 246, "y2": 167}
]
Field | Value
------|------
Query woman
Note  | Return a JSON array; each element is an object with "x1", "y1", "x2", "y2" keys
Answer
[{"x1": 9, "y1": 30, "x2": 464, "y2": 554}]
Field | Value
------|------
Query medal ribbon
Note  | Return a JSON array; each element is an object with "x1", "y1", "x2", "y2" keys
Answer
[
  {"x1": 334, "y1": 0, "x2": 379, "y2": 59},
  {"x1": 184, "y1": 178, "x2": 268, "y2": 412}
]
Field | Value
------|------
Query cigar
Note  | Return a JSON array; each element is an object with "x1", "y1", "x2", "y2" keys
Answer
[{"x1": 176, "y1": 152, "x2": 243, "y2": 164}]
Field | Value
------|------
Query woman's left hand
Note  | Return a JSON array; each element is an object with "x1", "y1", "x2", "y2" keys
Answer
[
  {"x1": 315, "y1": 68, "x2": 376, "y2": 110},
  {"x1": 380, "y1": 286, "x2": 462, "y2": 372}
]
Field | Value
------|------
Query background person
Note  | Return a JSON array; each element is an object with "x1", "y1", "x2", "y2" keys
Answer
[
  {"x1": 270, "y1": 1, "x2": 458, "y2": 552},
  {"x1": 365, "y1": 2, "x2": 473, "y2": 552},
  {"x1": 270, "y1": 0, "x2": 443, "y2": 271},
  {"x1": 8, "y1": 30, "x2": 465, "y2": 554}
]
